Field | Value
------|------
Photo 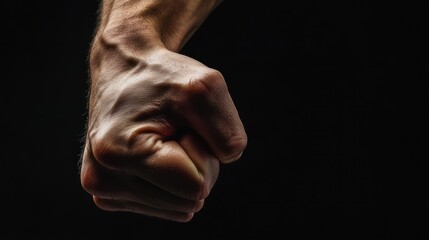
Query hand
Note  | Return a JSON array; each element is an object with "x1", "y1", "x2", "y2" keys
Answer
[{"x1": 80, "y1": 46, "x2": 247, "y2": 222}]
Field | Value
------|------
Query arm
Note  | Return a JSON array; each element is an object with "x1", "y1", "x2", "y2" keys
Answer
[
  {"x1": 95, "y1": 0, "x2": 222, "y2": 52},
  {"x1": 80, "y1": 0, "x2": 247, "y2": 222}
]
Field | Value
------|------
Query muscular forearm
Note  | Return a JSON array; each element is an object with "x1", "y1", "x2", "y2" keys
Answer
[{"x1": 95, "y1": 0, "x2": 222, "y2": 53}]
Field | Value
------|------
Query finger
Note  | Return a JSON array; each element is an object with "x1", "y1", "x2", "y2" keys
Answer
[
  {"x1": 182, "y1": 70, "x2": 248, "y2": 163},
  {"x1": 178, "y1": 131, "x2": 219, "y2": 199},
  {"x1": 88, "y1": 132, "x2": 206, "y2": 201},
  {"x1": 81, "y1": 142, "x2": 204, "y2": 213},
  {"x1": 124, "y1": 138, "x2": 207, "y2": 201},
  {"x1": 93, "y1": 197, "x2": 195, "y2": 223}
]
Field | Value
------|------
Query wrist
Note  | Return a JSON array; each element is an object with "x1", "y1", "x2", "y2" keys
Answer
[
  {"x1": 95, "y1": 19, "x2": 165, "y2": 56},
  {"x1": 95, "y1": 0, "x2": 222, "y2": 52}
]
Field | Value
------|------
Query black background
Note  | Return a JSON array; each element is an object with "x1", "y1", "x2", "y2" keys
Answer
[{"x1": 2, "y1": 1, "x2": 428, "y2": 239}]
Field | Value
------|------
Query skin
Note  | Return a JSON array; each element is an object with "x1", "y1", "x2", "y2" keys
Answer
[{"x1": 80, "y1": 0, "x2": 247, "y2": 223}]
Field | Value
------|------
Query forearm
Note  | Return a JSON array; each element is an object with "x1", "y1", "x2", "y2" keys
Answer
[{"x1": 94, "y1": 0, "x2": 222, "y2": 53}]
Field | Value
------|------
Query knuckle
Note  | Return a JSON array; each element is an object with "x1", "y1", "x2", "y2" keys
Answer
[
  {"x1": 182, "y1": 175, "x2": 205, "y2": 201},
  {"x1": 198, "y1": 180, "x2": 212, "y2": 200},
  {"x1": 81, "y1": 167, "x2": 107, "y2": 197},
  {"x1": 183, "y1": 199, "x2": 204, "y2": 213},
  {"x1": 159, "y1": 146, "x2": 205, "y2": 200},
  {"x1": 193, "y1": 175, "x2": 208, "y2": 200},
  {"x1": 222, "y1": 133, "x2": 248, "y2": 162},
  {"x1": 194, "y1": 199, "x2": 205, "y2": 213},
  {"x1": 90, "y1": 136, "x2": 125, "y2": 170},
  {"x1": 89, "y1": 127, "x2": 160, "y2": 171},
  {"x1": 191, "y1": 167, "x2": 219, "y2": 200},
  {"x1": 190, "y1": 174, "x2": 206, "y2": 200},
  {"x1": 187, "y1": 69, "x2": 226, "y2": 97}
]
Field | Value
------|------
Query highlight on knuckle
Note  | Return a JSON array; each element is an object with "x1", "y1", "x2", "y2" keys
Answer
[
  {"x1": 81, "y1": 168, "x2": 107, "y2": 197},
  {"x1": 186, "y1": 69, "x2": 226, "y2": 97},
  {"x1": 91, "y1": 137, "x2": 124, "y2": 169}
]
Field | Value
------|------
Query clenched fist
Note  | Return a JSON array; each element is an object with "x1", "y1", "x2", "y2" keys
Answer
[{"x1": 80, "y1": 36, "x2": 247, "y2": 223}]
